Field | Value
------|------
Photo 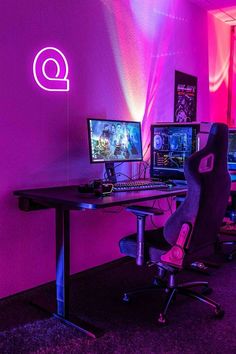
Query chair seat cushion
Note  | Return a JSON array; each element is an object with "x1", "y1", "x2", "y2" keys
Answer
[{"x1": 119, "y1": 227, "x2": 171, "y2": 263}]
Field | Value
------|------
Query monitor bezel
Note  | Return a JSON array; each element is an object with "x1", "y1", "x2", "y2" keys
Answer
[
  {"x1": 87, "y1": 118, "x2": 143, "y2": 164},
  {"x1": 150, "y1": 122, "x2": 200, "y2": 180},
  {"x1": 228, "y1": 128, "x2": 236, "y2": 171}
]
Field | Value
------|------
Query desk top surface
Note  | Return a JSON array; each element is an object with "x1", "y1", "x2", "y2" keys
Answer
[{"x1": 14, "y1": 185, "x2": 187, "y2": 210}]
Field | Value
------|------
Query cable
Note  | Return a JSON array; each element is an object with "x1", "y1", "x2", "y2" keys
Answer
[
  {"x1": 114, "y1": 162, "x2": 124, "y2": 169},
  {"x1": 167, "y1": 197, "x2": 174, "y2": 214},
  {"x1": 143, "y1": 143, "x2": 151, "y2": 158},
  {"x1": 103, "y1": 162, "x2": 128, "y2": 182},
  {"x1": 103, "y1": 143, "x2": 150, "y2": 182},
  {"x1": 132, "y1": 159, "x2": 150, "y2": 180},
  {"x1": 156, "y1": 197, "x2": 174, "y2": 213},
  {"x1": 150, "y1": 215, "x2": 160, "y2": 229},
  {"x1": 149, "y1": 196, "x2": 174, "y2": 229},
  {"x1": 137, "y1": 143, "x2": 150, "y2": 179},
  {"x1": 115, "y1": 172, "x2": 133, "y2": 181}
]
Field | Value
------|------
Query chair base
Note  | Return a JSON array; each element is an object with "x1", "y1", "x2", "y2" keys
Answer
[
  {"x1": 157, "y1": 281, "x2": 223, "y2": 325},
  {"x1": 121, "y1": 265, "x2": 224, "y2": 324},
  {"x1": 122, "y1": 276, "x2": 166, "y2": 302},
  {"x1": 122, "y1": 266, "x2": 168, "y2": 302}
]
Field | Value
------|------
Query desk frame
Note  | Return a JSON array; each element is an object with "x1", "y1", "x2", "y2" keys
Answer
[{"x1": 14, "y1": 185, "x2": 187, "y2": 338}]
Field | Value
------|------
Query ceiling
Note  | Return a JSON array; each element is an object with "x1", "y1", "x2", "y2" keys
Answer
[{"x1": 190, "y1": 0, "x2": 236, "y2": 25}]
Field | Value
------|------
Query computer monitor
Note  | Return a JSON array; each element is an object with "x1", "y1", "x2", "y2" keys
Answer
[
  {"x1": 228, "y1": 129, "x2": 236, "y2": 171},
  {"x1": 87, "y1": 118, "x2": 143, "y2": 182},
  {"x1": 150, "y1": 123, "x2": 200, "y2": 181}
]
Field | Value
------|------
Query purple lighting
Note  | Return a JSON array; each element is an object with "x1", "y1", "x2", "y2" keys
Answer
[{"x1": 33, "y1": 47, "x2": 69, "y2": 92}]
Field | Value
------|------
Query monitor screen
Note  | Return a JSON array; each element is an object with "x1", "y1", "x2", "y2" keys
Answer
[
  {"x1": 150, "y1": 123, "x2": 200, "y2": 180},
  {"x1": 228, "y1": 129, "x2": 236, "y2": 171},
  {"x1": 87, "y1": 118, "x2": 143, "y2": 163}
]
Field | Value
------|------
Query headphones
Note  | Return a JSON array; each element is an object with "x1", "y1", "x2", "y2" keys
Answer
[{"x1": 78, "y1": 179, "x2": 113, "y2": 197}]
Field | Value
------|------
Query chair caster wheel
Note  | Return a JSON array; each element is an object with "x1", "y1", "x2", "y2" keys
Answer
[
  {"x1": 201, "y1": 286, "x2": 212, "y2": 295},
  {"x1": 122, "y1": 293, "x2": 131, "y2": 303},
  {"x1": 157, "y1": 313, "x2": 168, "y2": 326},
  {"x1": 214, "y1": 307, "x2": 224, "y2": 319}
]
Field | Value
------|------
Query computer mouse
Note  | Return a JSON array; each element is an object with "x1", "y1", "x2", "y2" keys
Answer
[{"x1": 166, "y1": 180, "x2": 176, "y2": 187}]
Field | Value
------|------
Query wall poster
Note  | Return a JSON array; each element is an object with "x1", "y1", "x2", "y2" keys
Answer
[{"x1": 174, "y1": 70, "x2": 197, "y2": 122}]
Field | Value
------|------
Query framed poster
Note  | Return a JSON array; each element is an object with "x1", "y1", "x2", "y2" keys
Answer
[{"x1": 174, "y1": 71, "x2": 197, "y2": 122}]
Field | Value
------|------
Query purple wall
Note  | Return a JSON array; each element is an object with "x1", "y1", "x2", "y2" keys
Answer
[{"x1": 0, "y1": 0, "x2": 211, "y2": 298}]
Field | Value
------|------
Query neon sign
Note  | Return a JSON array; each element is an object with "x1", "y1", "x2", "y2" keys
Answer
[{"x1": 33, "y1": 47, "x2": 69, "y2": 91}]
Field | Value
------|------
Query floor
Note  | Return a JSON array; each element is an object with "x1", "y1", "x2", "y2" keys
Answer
[{"x1": 1, "y1": 257, "x2": 236, "y2": 354}]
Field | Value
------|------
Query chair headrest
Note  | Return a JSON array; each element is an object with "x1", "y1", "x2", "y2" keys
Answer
[
  {"x1": 184, "y1": 123, "x2": 228, "y2": 179},
  {"x1": 206, "y1": 123, "x2": 228, "y2": 150}
]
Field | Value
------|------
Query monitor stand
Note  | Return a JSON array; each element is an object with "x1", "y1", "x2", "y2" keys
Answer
[{"x1": 105, "y1": 162, "x2": 117, "y2": 183}]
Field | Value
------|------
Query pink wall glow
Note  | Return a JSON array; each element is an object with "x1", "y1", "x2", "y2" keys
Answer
[{"x1": 0, "y1": 0, "x2": 211, "y2": 298}]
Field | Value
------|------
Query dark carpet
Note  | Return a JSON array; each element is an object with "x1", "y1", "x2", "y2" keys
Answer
[{"x1": 1, "y1": 257, "x2": 236, "y2": 354}]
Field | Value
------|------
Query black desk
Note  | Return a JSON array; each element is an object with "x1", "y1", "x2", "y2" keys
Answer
[{"x1": 14, "y1": 185, "x2": 187, "y2": 338}]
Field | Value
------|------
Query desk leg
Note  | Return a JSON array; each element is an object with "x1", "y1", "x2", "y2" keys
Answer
[
  {"x1": 54, "y1": 208, "x2": 103, "y2": 338},
  {"x1": 55, "y1": 208, "x2": 70, "y2": 318}
]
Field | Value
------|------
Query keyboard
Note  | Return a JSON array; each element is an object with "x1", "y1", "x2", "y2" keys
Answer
[{"x1": 112, "y1": 180, "x2": 168, "y2": 192}]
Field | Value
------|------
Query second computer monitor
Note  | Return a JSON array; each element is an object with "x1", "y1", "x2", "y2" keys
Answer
[
  {"x1": 228, "y1": 129, "x2": 236, "y2": 171},
  {"x1": 150, "y1": 123, "x2": 200, "y2": 180}
]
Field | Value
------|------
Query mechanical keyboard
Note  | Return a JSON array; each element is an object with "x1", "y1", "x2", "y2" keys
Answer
[{"x1": 112, "y1": 180, "x2": 168, "y2": 192}]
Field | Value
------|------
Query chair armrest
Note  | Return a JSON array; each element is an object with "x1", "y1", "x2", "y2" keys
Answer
[
  {"x1": 126, "y1": 205, "x2": 163, "y2": 266},
  {"x1": 160, "y1": 223, "x2": 192, "y2": 269},
  {"x1": 126, "y1": 205, "x2": 164, "y2": 216}
]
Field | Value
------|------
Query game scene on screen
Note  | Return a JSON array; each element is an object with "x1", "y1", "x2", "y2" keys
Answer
[
  {"x1": 152, "y1": 126, "x2": 195, "y2": 170},
  {"x1": 89, "y1": 120, "x2": 142, "y2": 162},
  {"x1": 228, "y1": 131, "x2": 236, "y2": 164}
]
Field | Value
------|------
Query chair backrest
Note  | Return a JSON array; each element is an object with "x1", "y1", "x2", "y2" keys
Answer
[{"x1": 163, "y1": 123, "x2": 231, "y2": 257}]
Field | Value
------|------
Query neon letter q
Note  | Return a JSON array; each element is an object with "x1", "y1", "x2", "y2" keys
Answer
[{"x1": 33, "y1": 47, "x2": 69, "y2": 92}]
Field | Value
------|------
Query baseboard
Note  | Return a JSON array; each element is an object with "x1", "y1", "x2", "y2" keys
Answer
[{"x1": 0, "y1": 256, "x2": 132, "y2": 302}]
